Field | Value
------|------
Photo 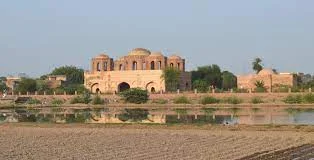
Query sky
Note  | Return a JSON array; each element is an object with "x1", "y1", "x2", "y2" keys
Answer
[{"x1": 0, "y1": 0, "x2": 313, "y2": 77}]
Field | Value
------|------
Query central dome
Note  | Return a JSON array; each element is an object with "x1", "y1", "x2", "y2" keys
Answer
[{"x1": 128, "y1": 48, "x2": 151, "y2": 56}]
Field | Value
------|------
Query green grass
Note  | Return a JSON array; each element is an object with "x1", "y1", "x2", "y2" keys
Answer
[
  {"x1": 283, "y1": 95, "x2": 303, "y2": 104},
  {"x1": 200, "y1": 96, "x2": 220, "y2": 105},
  {"x1": 151, "y1": 99, "x2": 168, "y2": 104},
  {"x1": 251, "y1": 97, "x2": 264, "y2": 104},
  {"x1": 173, "y1": 96, "x2": 191, "y2": 104},
  {"x1": 224, "y1": 96, "x2": 243, "y2": 104}
]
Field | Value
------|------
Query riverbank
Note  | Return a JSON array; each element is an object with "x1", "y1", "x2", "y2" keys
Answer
[
  {"x1": 2, "y1": 92, "x2": 314, "y2": 105},
  {"x1": 1, "y1": 123, "x2": 314, "y2": 160}
]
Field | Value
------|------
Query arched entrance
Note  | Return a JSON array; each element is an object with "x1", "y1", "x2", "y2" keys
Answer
[
  {"x1": 146, "y1": 81, "x2": 157, "y2": 93},
  {"x1": 96, "y1": 88, "x2": 100, "y2": 94},
  {"x1": 91, "y1": 83, "x2": 100, "y2": 93},
  {"x1": 118, "y1": 82, "x2": 130, "y2": 92}
]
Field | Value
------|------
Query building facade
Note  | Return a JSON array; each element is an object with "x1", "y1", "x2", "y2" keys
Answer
[
  {"x1": 237, "y1": 69, "x2": 297, "y2": 92},
  {"x1": 84, "y1": 48, "x2": 191, "y2": 93}
]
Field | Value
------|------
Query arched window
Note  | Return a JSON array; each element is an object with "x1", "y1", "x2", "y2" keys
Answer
[
  {"x1": 119, "y1": 64, "x2": 123, "y2": 71},
  {"x1": 132, "y1": 61, "x2": 137, "y2": 70},
  {"x1": 96, "y1": 62, "x2": 100, "y2": 71},
  {"x1": 150, "y1": 61, "x2": 155, "y2": 70},
  {"x1": 142, "y1": 62, "x2": 146, "y2": 70},
  {"x1": 170, "y1": 63, "x2": 174, "y2": 68},
  {"x1": 104, "y1": 62, "x2": 107, "y2": 71},
  {"x1": 158, "y1": 61, "x2": 162, "y2": 70},
  {"x1": 177, "y1": 63, "x2": 180, "y2": 69}
]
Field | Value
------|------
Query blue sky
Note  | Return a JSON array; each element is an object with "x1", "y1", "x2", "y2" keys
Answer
[{"x1": 1, "y1": 0, "x2": 313, "y2": 77}]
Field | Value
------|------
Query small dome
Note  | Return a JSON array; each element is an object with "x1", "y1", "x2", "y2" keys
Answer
[
  {"x1": 168, "y1": 55, "x2": 182, "y2": 59},
  {"x1": 149, "y1": 52, "x2": 164, "y2": 57},
  {"x1": 95, "y1": 53, "x2": 109, "y2": 59},
  {"x1": 258, "y1": 68, "x2": 275, "y2": 75},
  {"x1": 128, "y1": 48, "x2": 151, "y2": 56}
]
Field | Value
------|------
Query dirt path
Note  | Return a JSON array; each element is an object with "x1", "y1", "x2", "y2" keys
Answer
[{"x1": 0, "y1": 124, "x2": 313, "y2": 160}]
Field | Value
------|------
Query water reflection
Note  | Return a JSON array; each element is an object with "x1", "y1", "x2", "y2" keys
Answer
[{"x1": 0, "y1": 107, "x2": 314, "y2": 125}]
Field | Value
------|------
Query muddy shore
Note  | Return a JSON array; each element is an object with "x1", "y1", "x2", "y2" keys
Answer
[{"x1": 1, "y1": 123, "x2": 313, "y2": 160}]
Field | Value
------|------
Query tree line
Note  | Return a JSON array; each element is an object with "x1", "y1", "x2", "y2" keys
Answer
[{"x1": 1, "y1": 57, "x2": 314, "y2": 94}]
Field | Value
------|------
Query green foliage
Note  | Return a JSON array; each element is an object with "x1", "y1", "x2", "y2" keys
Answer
[
  {"x1": 251, "y1": 97, "x2": 264, "y2": 104},
  {"x1": 302, "y1": 93, "x2": 314, "y2": 103},
  {"x1": 191, "y1": 64, "x2": 223, "y2": 89},
  {"x1": 59, "y1": 84, "x2": 89, "y2": 95},
  {"x1": 252, "y1": 57, "x2": 263, "y2": 74},
  {"x1": 15, "y1": 78, "x2": 37, "y2": 93},
  {"x1": 254, "y1": 80, "x2": 266, "y2": 93},
  {"x1": 118, "y1": 108, "x2": 149, "y2": 122},
  {"x1": 173, "y1": 96, "x2": 191, "y2": 104},
  {"x1": 151, "y1": 99, "x2": 168, "y2": 104},
  {"x1": 50, "y1": 66, "x2": 84, "y2": 84},
  {"x1": 200, "y1": 96, "x2": 220, "y2": 104},
  {"x1": 51, "y1": 98, "x2": 64, "y2": 106},
  {"x1": 161, "y1": 67, "x2": 181, "y2": 92},
  {"x1": 221, "y1": 71, "x2": 237, "y2": 90},
  {"x1": 283, "y1": 94, "x2": 303, "y2": 104},
  {"x1": 192, "y1": 80, "x2": 209, "y2": 93},
  {"x1": 36, "y1": 80, "x2": 50, "y2": 93},
  {"x1": 119, "y1": 88, "x2": 148, "y2": 104},
  {"x1": 92, "y1": 95, "x2": 105, "y2": 105},
  {"x1": 26, "y1": 98, "x2": 41, "y2": 105},
  {"x1": 70, "y1": 92, "x2": 92, "y2": 104},
  {"x1": 0, "y1": 82, "x2": 7, "y2": 92},
  {"x1": 224, "y1": 96, "x2": 243, "y2": 104}
]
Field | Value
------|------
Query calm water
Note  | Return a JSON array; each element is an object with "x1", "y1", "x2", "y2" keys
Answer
[{"x1": 1, "y1": 107, "x2": 314, "y2": 125}]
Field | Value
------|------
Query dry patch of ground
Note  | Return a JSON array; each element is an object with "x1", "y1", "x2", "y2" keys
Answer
[{"x1": 0, "y1": 124, "x2": 313, "y2": 160}]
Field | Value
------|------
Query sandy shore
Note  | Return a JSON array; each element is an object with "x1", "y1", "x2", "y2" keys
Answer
[{"x1": 0, "y1": 124, "x2": 314, "y2": 160}]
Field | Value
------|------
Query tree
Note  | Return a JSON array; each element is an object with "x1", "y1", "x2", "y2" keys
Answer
[
  {"x1": 161, "y1": 67, "x2": 181, "y2": 92},
  {"x1": 0, "y1": 83, "x2": 7, "y2": 92},
  {"x1": 50, "y1": 66, "x2": 84, "y2": 84},
  {"x1": 254, "y1": 80, "x2": 266, "y2": 92},
  {"x1": 15, "y1": 78, "x2": 37, "y2": 93},
  {"x1": 192, "y1": 80, "x2": 209, "y2": 92},
  {"x1": 0, "y1": 77, "x2": 7, "y2": 92},
  {"x1": 36, "y1": 80, "x2": 50, "y2": 92},
  {"x1": 221, "y1": 71, "x2": 237, "y2": 90},
  {"x1": 252, "y1": 58, "x2": 263, "y2": 74},
  {"x1": 191, "y1": 64, "x2": 222, "y2": 89},
  {"x1": 119, "y1": 88, "x2": 149, "y2": 104}
]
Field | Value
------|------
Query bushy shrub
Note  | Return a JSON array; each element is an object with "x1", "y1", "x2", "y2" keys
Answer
[
  {"x1": 224, "y1": 96, "x2": 243, "y2": 104},
  {"x1": 26, "y1": 98, "x2": 41, "y2": 105},
  {"x1": 303, "y1": 93, "x2": 314, "y2": 103},
  {"x1": 151, "y1": 99, "x2": 168, "y2": 104},
  {"x1": 254, "y1": 87, "x2": 267, "y2": 93},
  {"x1": 70, "y1": 92, "x2": 92, "y2": 104},
  {"x1": 92, "y1": 95, "x2": 105, "y2": 105},
  {"x1": 173, "y1": 96, "x2": 191, "y2": 104},
  {"x1": 200, "y1": 96, "x2": 220, "y2": 105},
  {"x1": 119, "y1": 88, "x2": 148, "y2": 104},
  {"x1": 251, "y1": 97, "x2": 264, "y2": 104},
  {"x1": 283, "y1": 94, "x2": 303, "y2": 104},
  {"x1": 51, "y1": 98, "x2": 64, "y2": 106}
]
